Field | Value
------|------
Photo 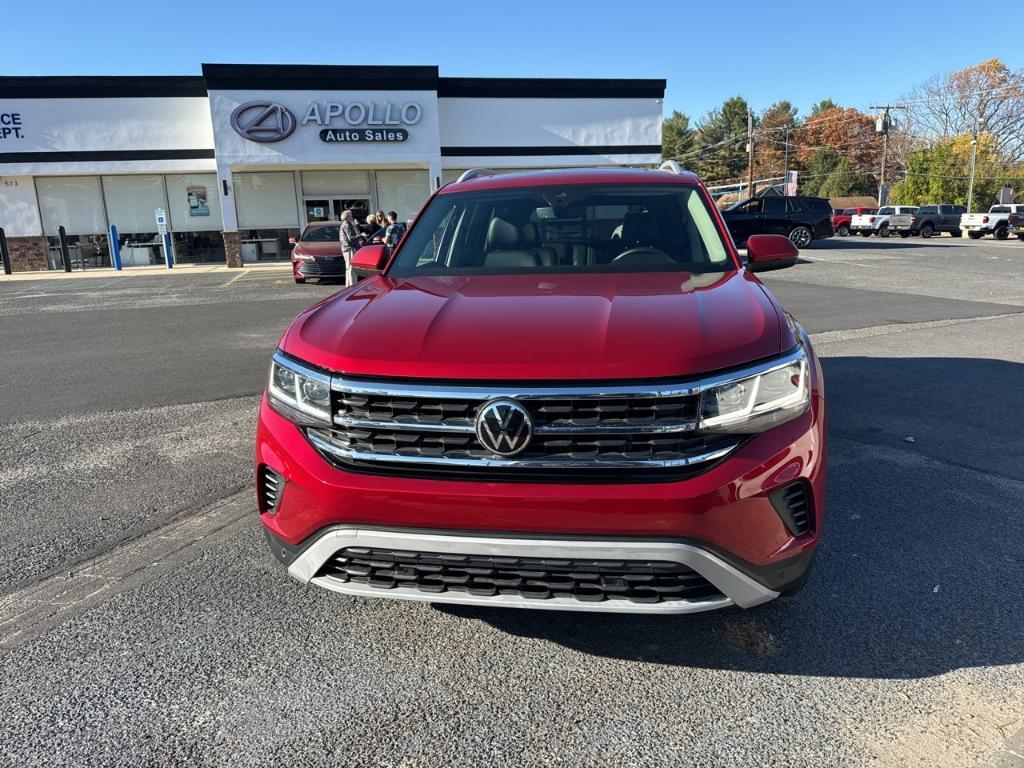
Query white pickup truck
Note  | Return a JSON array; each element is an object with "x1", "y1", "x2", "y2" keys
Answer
[
  {"x1": 960, "y1": 204, "x2": 1024, "y2": 240},
  {"x1": 850, "y1": 205, "x2": 917, "y2": 237}
]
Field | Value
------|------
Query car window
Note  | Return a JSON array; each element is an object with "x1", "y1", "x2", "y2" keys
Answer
[
  {"x1": 389, "y1": 184, "x2": 734, "y2": 277},
  {"x1": 762, "y1": 198, "x2": 787, "y2": 213},
  {"x1": 801, "y1": 198, "x2": 830, "y2": 213},
  {"x1": 842, "y1": 208, "x2": 856, "y2": 215},
  {"x1": 919, "y1": 206, "x2": 938, "y2": 214},
  {"x1": 301, "y1": 225, "x2": 340, "y2": 242},
  {"x1": 991, "y1": 206, "x2": 1010, "y2": 213},
  {"x1": 728, "y1": 198, "x2": 761, "y2": 214},
  {"x1": 878, "y1": 207, "x2": 894, "y2": 215}
]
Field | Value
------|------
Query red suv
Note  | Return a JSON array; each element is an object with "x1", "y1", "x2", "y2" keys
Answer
[{"x1": 258, "y1": 165, "x2": 827, "y2": 614}]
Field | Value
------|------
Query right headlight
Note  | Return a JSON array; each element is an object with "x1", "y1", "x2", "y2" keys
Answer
[
  {"x1": 699, "y1": 347, "x2": 809, "y2": 433},
  {"x1": 267, "y1": 351, "x2": 332, "y2": 427}
]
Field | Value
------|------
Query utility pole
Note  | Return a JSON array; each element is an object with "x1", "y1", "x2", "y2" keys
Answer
[
  {"x1": 870, "y1": 105, "x2": 897, "y2": 206},
  {"x1": 967, "y1": 116, "x2": 980, "y2": 212},
  {"x1": 783, "y1": 127, "x2": 790, "y2": 188},
  {"x1": 746, "y1": 111, "x2": 755, "y2": 199}
]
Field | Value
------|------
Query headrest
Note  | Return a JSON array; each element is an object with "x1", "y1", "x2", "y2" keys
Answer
[
  {"x1": 521, "y1": 222, "x2": 539, "y2": 245},
  {"x1": 483, "y1": 250, "x2": 540, "y2": 268},
  {"x1": 485, "y1": 216, "x2": 521, "y2": 250},
  {"x1": 620, "y1": 212, "x2": 659, "y2": 246}
]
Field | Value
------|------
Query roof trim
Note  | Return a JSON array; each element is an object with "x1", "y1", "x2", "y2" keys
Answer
[
  {"x1": 438, "y1": 77, "x2": 665, "y2": 99},
  {"x1": 0, "y1": 76, "x2": 208, "y2": 99},
  {"x1": 202, "y1": 63, "x2": 440, "y2": 92}
]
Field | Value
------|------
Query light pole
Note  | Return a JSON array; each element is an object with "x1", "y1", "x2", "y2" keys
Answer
[{"x1": 966, "y1": 117, "x2": 980, "y2": 213}]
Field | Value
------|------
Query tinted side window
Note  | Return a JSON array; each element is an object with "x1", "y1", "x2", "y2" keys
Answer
[
  {"x1": 762, "y1": 198, "x2": 786, "y2": 213},
  {"x1": 801, "y1": 198, "x2": 830, "y2": 213},
  {"x1": 919, "y1": 206, "x2": 938, "y2": 214}
]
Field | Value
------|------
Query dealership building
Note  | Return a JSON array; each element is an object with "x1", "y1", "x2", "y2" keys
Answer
[{"x1": 0, "y1": 64, "x2": 664, "y2": 271}]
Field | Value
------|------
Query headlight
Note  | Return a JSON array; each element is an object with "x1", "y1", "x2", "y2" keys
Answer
[
  {"x1": 699, "y1": 348, "x2": 809, "y2": 433},
  {"x1": 267, "y1": 352, "x2": 332, "y2": 426}
]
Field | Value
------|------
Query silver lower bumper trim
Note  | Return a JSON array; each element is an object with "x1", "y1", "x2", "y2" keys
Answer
[{"x1": 287, "y1": 528, "x2": 779, "y2": 614}]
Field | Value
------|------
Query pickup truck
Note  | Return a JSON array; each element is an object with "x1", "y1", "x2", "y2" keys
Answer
[
  {"x1": 850, "y1": 205, "x2": 917, "y2": 237},
  {"x1": 960, "y1": 204, "x2": 1024, "y2": 240},
  {"x1": 1008, "y1": 212, "x2": 1024, "y2": 241},
  {"x1": 833, "y1": 207, "x2": 876, "y2": 237},
  {"x1": 890, "y1": 204, "x2": 966, "y2": 238}
]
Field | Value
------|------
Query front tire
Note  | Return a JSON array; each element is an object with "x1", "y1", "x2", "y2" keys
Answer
[
  {"x1": 294, "y1": 276, "x2": 306, "y2": 284},
  {"x1": 838, "y1": 224, "x2": 850, "y2": 237},
  {"x1": 789, "y1": 226, "x2": 813, "y2": 249},
  {"x1": 879, "y1": 223, "x2": 890, "y2": 238},
  {"x1": 921, "y1": 223, "x2": 935, "y2": 238},
  {"x1": 994, "y1": 226, "x2": 1009, "y2": 241}
]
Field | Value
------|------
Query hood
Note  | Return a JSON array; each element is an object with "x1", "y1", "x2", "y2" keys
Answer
[
  {"x1": 293, "y1": 240, "x2": 343, "y2": 257},
  {"x1": 282, "y1": 271, "x2": 790, "y2": 381}
]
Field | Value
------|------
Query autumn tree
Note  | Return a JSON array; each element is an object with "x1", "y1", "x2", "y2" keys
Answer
[
  {"x1": 810, "y1": 99, "x2": 837, "y2": 116},
  {"x1": 795, "y1": 106, "x2": 881, "y2": 177},
  {"x1": 903, "y1": 59, "x2": 1024, "y2": 162},
  {"x1": 754, "y1": 100, "x2": 798, "y2": 177}
]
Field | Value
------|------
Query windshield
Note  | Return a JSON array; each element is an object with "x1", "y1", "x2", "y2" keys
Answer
[
  {"x1": 388, "y1": 184, "x2": 734, "y2": 277},
  {"x1": 301, "y1": 225, "x2": 340, "y2": 242}
]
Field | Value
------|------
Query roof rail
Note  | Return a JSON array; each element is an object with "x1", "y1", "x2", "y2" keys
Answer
[
  {"x1": 456, "y1": 168, "x2": 499, "y2": 183},
  {"x1": 658, "y1": 160, "x2": 688, "y2": 175}
]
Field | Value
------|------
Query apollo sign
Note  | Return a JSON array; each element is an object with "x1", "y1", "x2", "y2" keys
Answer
[{"x1": 229, "y1": 99, "x2": 422, "y2": 144}]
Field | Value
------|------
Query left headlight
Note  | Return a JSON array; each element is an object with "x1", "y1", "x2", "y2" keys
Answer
[
  {"x1": 267, "y1": 352, "x2": 332, "y2": 426},
  {"x1": 699, "y1": 347, "x2": 809, "y2": 433}
]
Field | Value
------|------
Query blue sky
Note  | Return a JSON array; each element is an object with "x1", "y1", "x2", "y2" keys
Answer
[{"x1": 2, "y1": 0, "x2": 1018, "y2": 122}]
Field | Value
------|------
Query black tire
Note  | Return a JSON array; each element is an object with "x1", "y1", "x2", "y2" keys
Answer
[
  {"x1": 994, "y1": 226, "x2": 1009, "y2": 241},
  {"x1": 878, "y1": 223, "x2": 890, "y2": 238},
  {"x1": 788, "y1": 226, "x2": 812, "y2": 249},
  {"x1": 837, "y1": 224, "x2": 850, "y2": 237},
  {"x1": 920, "y1": 223, "x2": 934, "y2": 238},
  {"x1": 968, "y1": 231, "x2": 985, "y2": 240},
  {"x1": 1018, "y1": 233, "x2": 1024, "y2": 241},
  {"x1": 859, "y1": 231, "x2": 872, "y2": 237},
  {"x1": 294, "y1": 277, "x2": 305, "y2": 284}
]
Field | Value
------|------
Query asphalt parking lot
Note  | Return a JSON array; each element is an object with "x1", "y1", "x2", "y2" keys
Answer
[{"x1": 1, "y1": 237, "x2": 1023, "y2": 767}]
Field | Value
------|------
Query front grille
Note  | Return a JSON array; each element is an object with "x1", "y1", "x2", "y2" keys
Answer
[
  {"x1": 771, "y1": 481, "x2": 812, "y2": 535},
  {"x1": 307, "y1": 378, "x2": 741, "y2": 481},
  {"x1": 298, "y1": 257, "x2": 347, "y2": 277},
  {"x1": 316, "y1": 547, "x2": 722, "y2": 605}
]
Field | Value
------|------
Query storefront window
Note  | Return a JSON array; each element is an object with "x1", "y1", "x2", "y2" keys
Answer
[
  {"x1": 234, "y1": 172, "x2": 299, "y2": 229},
  {"x1": 301, "y1": 171, "x2": 370, "y2": 197},
  {"x1": 375, "y1": 170, "x2": 429, "y2": 221},
  {"x1": 173, "y1": 231, "x2": 225, "y2": 264},
  {"x1": 44, "y1": 234, "x2": 111, "y2": 270},
  {"x1": 36, "y1": 176, "x2": 107, "y2": 236},
  {"x1": 166, "y1": 174, "x2": 221, "y2": 232},
  {"x1": 239, "y1": 229, "x2": 297, "y2": 263},
  {"x1": 102, "y1": 175, "x2": 167, "y2": 234}
]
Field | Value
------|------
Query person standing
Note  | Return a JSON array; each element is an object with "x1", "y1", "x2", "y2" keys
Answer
[
  {"x1": 339, "y1": 209, "x2": 363, "y2": 285},
  {"x1": 383, "y1": 211, "x2": 407, "y2": 251},
  {"x1": 374, "y1": 209, "x2": 388, "y2": 233}
]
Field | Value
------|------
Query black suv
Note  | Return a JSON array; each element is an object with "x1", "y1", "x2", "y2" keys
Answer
[{"x1": 722, "y1": 196, "x2": 834, "y2": 249}]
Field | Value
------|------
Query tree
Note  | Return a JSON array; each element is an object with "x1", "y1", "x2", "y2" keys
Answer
[
  {"x1": 810, "y1": 99, "x2": 837, "y2": 116},
  {"x1": 693, "y1": 96, "x2": 753, "y2": 181},
  {"x1": 903, "y1": 59, "x2": 1024, "y2": 162},
  {"x1": 818, "y1": 157, "x2": 875, "y2": 198},
  {"x1": 755, "y1": 100, "x2": 798, "y2": 177},
  {"x1": 661, "y1": 110, "x2": 696, "y2": 162},
  {"x1": 795, "y1": 106, "x2": 881, "y2": 177},
  {"x1": 799, "y1": 147, "x2": 842, "y2": 196}
]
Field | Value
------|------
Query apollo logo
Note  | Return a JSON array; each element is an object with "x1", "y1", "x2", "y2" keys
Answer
[{"x1": 229, "y1": 102, "x2": 297, "y2": 143}]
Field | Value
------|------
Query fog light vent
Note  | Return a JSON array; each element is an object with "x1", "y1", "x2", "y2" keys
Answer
[
  {"x1": 259, "y1": 466, "x2": 283, "y2": 515},
  {"x1": 771, "y1": 481, "x2": 812, "y2": 536}
]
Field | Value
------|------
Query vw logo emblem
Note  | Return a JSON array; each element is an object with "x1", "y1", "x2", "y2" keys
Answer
[
  {"x1": 475, "y1": 399, "x2": 533, "y2": 457},
  {"x1": 230, "y1": 101, "x2": 297, "y2": 143}
]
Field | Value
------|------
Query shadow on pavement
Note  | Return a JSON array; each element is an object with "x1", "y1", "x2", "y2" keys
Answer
[{"x1": 438, "y1": 357, "x2": 1024, "y2": 680}]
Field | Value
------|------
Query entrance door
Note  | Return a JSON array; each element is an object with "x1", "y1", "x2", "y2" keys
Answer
[
  {"x1": 305, "y1": 199, "x2": 331, "y2": 223},
  {"x1": 333, "y1": 198, "x2": 369, "y2": 223}
]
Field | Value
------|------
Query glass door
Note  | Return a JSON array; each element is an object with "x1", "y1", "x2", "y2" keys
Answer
[
  {"x1": 333, "y1": 198, "x2": 369, "y2": 223},
  {"x1": 304, "y1": 199, "x2": 331, "y2": 223}
]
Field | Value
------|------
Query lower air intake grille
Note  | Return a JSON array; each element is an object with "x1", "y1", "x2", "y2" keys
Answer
[
  {"x1": 315, "y1": 547, "x2": 722, "y2": 605},
  {"x1": 771, "y1": 481, "x2": 812, "y2": 535},
  {"x1": 258, "y1": 466, "x2": 282, "y2": 514}
]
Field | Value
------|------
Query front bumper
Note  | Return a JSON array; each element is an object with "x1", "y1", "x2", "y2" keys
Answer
[{"x1": 257, "y1": 359, "x2": 827, "y2": 613}]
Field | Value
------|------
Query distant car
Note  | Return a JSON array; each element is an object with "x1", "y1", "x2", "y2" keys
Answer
[
  {"x1": 722, "y1": 195, "x2": 835, "y2": 249},
  {"x1": 850, "y1": 205, "x2": 917, "y2": 238},
  {"x1": 960, "y1": 204, "x2": 1024, "y2": 240},
  {"x1": 832, "y1": 207, "x2": 876, "y2": 237},
  {"x1": 1008, "y1": 212, "x2": 1024, "y2": 241},
  {"x1": 289, "y1": 222, "x2": 344, "y2": 284},
  {"x1": 889, "y1": 204, "x2": 966, "y2": 238}
]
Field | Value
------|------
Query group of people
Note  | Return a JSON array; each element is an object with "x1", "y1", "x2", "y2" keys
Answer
[{"x1": 339, "y1": 208, "x2": 406, "y2": 285}]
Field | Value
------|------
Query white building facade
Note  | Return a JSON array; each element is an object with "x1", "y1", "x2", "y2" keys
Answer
[{"x1": 0, "y1": 65, "x2": 664, "y2": 270}]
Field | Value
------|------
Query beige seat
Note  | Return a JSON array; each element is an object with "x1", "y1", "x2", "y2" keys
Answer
[{"x1": 484, "y1": 217, "x2": 541, "y2": 267}]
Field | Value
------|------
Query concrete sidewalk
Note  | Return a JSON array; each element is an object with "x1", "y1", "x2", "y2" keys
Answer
[{"x1": 1, "y1": 261, "x2": 292, "y2": 282}]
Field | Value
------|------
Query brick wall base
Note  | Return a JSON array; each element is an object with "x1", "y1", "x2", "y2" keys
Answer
[
  {"x1": 224, "y1": 231, "x2": 242, "y2": 268},
  {"x1": 4, "y1": 235, "x2": 48, "y2": 272}
]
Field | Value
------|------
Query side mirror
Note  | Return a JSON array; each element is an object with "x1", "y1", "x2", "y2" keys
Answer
[
  {"x1": 351, "y1": 244, "x2": 389, "y2": 274},
  {"x1": 745, "y1": 234, "x2": 798, "y2": 272},
  {"x1": 288, "y1": 237, "x2": 297, "y2": 245}
]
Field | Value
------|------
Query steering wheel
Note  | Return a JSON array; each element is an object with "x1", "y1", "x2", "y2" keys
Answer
[{"x1": 611, "y1": 247, "x2": 672, "y2": 264}]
